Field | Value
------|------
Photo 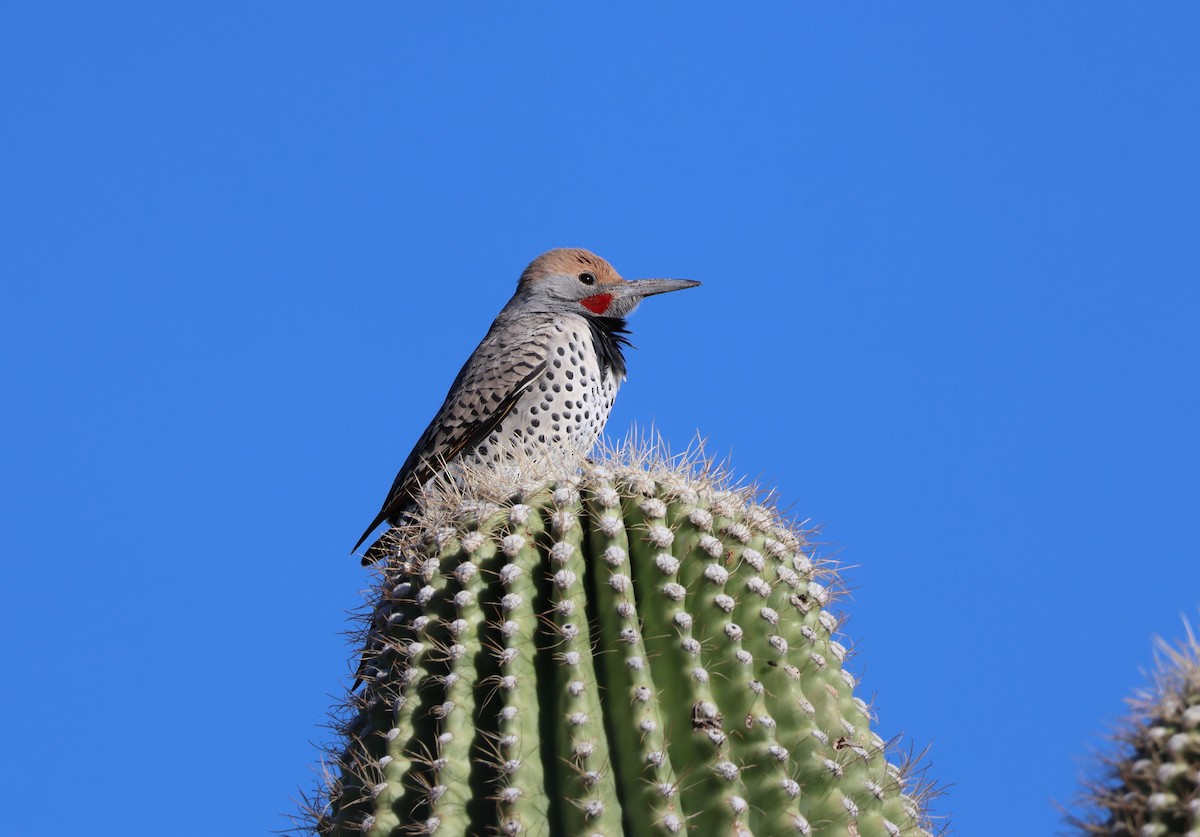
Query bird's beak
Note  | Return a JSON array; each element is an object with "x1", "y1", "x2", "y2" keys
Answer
[
  {"x1": 616, "y1": 278, "x2": 701, "y2": 299},
  {"x1": 604, "y1": 277, "x2": 699, "y2": 318}
]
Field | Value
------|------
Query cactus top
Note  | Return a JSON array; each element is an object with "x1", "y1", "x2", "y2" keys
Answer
[{"x1": 314, "y1": 444, "x2": 937, "y2": 837}]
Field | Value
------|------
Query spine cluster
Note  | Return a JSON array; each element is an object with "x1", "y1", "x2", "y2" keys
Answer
[{"x1": 310, "y1": 453, "x2": 935, "y2": 836}]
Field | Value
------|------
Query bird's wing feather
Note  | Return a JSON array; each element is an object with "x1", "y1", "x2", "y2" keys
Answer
[{"x1": 353, "y1": 321, "x2": 550, "y2": 557}]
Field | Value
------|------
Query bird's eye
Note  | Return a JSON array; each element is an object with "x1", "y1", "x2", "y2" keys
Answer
[{"x1": 578, "y1": 272, "x2": 597, "y2": 286}]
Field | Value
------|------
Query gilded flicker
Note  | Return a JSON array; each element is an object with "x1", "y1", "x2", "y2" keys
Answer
[{"x1": 353, "y1": 248, "x2": 699, "y2": 565}]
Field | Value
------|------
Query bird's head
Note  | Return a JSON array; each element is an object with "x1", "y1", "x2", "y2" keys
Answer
[{"x1": 509, "y1": 248, "x2": 699, "y2": 319}]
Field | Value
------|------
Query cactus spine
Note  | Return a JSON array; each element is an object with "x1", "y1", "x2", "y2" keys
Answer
[
  {"x1": 1074, "y1": 622, "x2": 1200, "y2": 836},
  {"x1": 311, "y1": 449, "x2": 935, "y2": 836}
]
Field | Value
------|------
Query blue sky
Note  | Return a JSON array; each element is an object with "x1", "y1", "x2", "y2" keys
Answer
[{"x1": 3, "y1": 4, "x2": 1198, "y2": 835}]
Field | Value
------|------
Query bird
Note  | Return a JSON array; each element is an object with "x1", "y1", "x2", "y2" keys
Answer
[{"x1": 353, "y1": 247, "x2": 699, "y2": 566}]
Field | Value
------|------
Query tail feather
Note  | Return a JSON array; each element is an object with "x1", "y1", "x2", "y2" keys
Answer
[
  {"x1": 352, "y1": 511, "x2": 389, "y2": 555},
  {"x1": 358, "y1": 530, "x2": 395, "y2": 566}
]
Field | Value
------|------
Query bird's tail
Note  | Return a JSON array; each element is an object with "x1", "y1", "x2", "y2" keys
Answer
[
  {"x1": 352, "y1": 508, "x2": 390, "y2": 555},
  {"x1": 358, "y1": 530, "x2": 397, "y2": 566}
]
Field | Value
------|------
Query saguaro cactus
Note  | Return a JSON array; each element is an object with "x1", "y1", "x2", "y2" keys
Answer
[
  {"x1": 1074, "y1": 622, "x2": 1200, "y2": 836},
  {"x1": 309, "y1": 446, "x2": 935, "y2": 836}
]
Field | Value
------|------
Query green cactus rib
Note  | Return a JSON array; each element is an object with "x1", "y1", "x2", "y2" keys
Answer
[
  {"x1": 1074, "y1": 623, "x2": 1200, "y2": 836},
  {"x1": 490, "y1": 504, "x2": 548, "y2": 832},
  {"x1": 312, "y1": 451, "x2": 935, "y2": 836}
]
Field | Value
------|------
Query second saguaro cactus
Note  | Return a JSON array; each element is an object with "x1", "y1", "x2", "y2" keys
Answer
[
  {"x1": 1074, "y1": 623, "x2": 1200, "y2": 836},
  {"x1": 312, "y1": 448, "x2": 935, "y2": 835}
]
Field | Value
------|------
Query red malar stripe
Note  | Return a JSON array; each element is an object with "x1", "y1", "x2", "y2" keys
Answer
[{"x1": 580, "y1": 293, "x2": 614, "y2": 315}]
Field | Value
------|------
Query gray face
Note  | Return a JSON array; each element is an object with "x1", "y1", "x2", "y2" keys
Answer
[{"x1": 504, "y1": 270, "x2": 699, "y2": 320}]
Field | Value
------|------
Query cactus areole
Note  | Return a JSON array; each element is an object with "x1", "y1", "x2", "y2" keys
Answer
[{"x1": 313, "y1": 450, "x2": 934, "y2": 836}]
